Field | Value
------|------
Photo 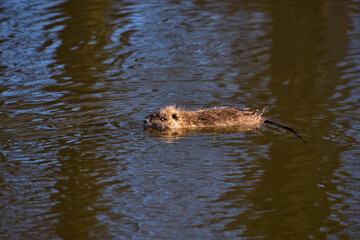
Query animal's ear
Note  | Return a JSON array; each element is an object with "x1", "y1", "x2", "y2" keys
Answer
[{"x1": 172, "y1": 114, "x2": 178, "y2": 120}]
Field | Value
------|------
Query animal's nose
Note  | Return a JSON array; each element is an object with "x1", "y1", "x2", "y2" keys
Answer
[{"x1": 143, "y1": 119, "x2": 147, "y2": 124}]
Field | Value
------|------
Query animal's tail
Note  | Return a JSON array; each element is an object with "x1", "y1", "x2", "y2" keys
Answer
[{"x1": 264, "y1": 119, "x2": 307, "y2": 144}]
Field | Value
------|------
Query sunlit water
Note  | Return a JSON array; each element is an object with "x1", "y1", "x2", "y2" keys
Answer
[{"x1": 0, "y1": 0, "x2": 359, "y2": 239}]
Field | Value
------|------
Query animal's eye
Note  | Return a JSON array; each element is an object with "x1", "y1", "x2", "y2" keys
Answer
[
  {"x1": 160, "y1": 117, "x2": 167, "y2": 122},
  {"x1": 172, "y1": 114, "x2": 178, "y2": 120}
]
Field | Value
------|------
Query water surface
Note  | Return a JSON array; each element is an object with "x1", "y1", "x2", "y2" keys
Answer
[{"x1": 0, "y1": 0, "x2": 359, "y2": 239}]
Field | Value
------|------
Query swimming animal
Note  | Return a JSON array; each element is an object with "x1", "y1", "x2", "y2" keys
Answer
[{"x1": 144, "y1": 105, "x2": 307, "y2": 143}]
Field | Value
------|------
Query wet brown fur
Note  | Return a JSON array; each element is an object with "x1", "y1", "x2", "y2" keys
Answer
[
  {"x1": 144, "y1": 105, "x2": 307, "y2": 143},
  {"x1": 144, "y1": 105, "x2": 263, "y2": 130}
]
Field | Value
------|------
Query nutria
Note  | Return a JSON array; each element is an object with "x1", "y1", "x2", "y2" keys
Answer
[{"x1": 143, "y1": 105, "x2": 307, "y2": 143}]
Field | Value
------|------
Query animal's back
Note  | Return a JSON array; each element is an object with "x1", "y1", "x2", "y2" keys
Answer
[{"x1": 185, "y1": 106, "x2": 263, "y2": 128}]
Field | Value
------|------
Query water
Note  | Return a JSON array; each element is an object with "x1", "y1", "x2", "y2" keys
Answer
[{"x1": 0, "y1": 0, "x2": 359, "y2": 239}]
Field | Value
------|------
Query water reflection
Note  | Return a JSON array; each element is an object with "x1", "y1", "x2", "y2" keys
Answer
[
  {"x1": 213, "y1": 0, "x2": 356, "y2": 238},
  {"x1": 43, "y1": 0, "x2": 119, "y2": 238},
  {"x1": 0, "y1": 0, "x2": 359, "y2": 239}
]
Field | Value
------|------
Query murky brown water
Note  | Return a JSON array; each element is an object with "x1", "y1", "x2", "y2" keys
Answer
[{"x1": 1, "y1": 0, "x2": 359, "y2": 239}]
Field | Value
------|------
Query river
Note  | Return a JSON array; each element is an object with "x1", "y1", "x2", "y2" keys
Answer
[{"x1": 0, "y1": 0, "x2": 359, "y2": 239}]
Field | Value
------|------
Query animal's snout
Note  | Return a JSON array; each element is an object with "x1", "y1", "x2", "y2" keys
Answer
[{"x1": 143, "y1": 117, "x2": 151, "y2": 126}]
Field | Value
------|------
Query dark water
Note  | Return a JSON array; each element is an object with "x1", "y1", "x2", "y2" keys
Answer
[{"x1": 1, "y1": 0, "x2": 359, "y2": 239}]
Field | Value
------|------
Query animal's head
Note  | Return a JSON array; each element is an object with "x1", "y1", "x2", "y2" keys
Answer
[{"x1": 143, "y1": 106, "x2": 181, "y2": 130}]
